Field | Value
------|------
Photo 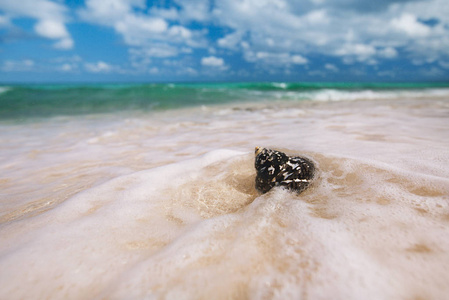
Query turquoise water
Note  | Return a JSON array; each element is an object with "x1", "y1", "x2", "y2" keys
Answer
[{"x1": 1, "y1": 82, "x2": 449, "y2": 120}]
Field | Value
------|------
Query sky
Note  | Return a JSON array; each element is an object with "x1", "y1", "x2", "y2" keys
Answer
[{"x1": 0, "y1": 0, "x2": 449, "y2": 83}]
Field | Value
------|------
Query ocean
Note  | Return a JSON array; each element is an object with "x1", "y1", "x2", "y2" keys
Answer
[
  {"x1": 2, "y1": 82, "x2": 449, "y2": 120},
  {"x1": 1, "y1": 82, "x2": 449, "y2": 299}
]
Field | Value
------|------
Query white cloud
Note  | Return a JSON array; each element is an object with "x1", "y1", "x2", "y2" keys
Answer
[
  {"x1": 84, "y1": 61, "x2": 114, "y2": 73},
  {"x1": 303, "y1": 9, "x2": 329, "y2": 25},
  {"x1": 391, "y1": 13, "x2": 431, "y2": 37},
  {"x1": 325, "y1": 63, "x2": 339, "y2": 72},
  {"x1": 54, "y1": 38, "x2": 74, "y2": 50},
  {"x1": 140, "y1": 45, "x2": 179, "y2": 58},
  {"x1": 201, "y1": 56, "x2": 225, "y2": 67},
  {"x1": 378, "y1": 47, "x2": 398, "y2": 59},
  {"x1": 168, "y1": 26, "x2": 192, "y2": 39},
  {"x1": 245, "y1": 51, "x2": 308, "y2": 66},
  {"x1": 335, "y1": 43, "x2": 376, "y2": 61},
  {"x1": 34, "y1": 19, "x2": 68, "y2": 39},
  {"x1": 151, "y1": 0, "x2": 211, "y2": 23},
  {"x1": 59, "y1": 63, "x2": 73, "y2": 72},
  {"x1": 34, "y1": 19, "x2": 74, "y2": 49},
  {"x1": 175, "y1": 0, "x2": 211, "y2": 22},
  {"x1": 217, "y1": 31, "x2": 245, "y2": 49},
  {"x1": 2, "y1": 59, "x2": 35, "y2": 71},
  {"x1": 177, "y1": 67, "x2": 198, "y2": 76},
  {"x1": 150, "y1": 7, "x2": 179, "y2": 20},
  {"x1": 128, "y1": 45, "x2": 180, "y2": 73},
  {"x1": 79, "y1": 0, "x2": 145, "y2": 24},
  {"x1": 185, "y1": 67, "x2": 198, "y2": 75},
  {"x1": 181, "y1": 47, "x2": 193, "y2": 54},
  {"x1": 0, "y1": 15, "x2": 10, "y2": 27},
  {"x1": 0, "y1": 0, "x2": 67, "y2": 21},
  {"x1": 49, "y1": 56, "x2": 81, "y2": 72},
  {"x1": 0, "y1": 0, "x2": 73, "y2": 49},
  {"x1": 291, "y1": 55, "x2": 308, "y2": 64},
  {"x1": 54, "y1": 56, "x2": 82, "y2": 72},
  {"x1": 114, "y1": 14, "x2": 168, "y2": 46}
]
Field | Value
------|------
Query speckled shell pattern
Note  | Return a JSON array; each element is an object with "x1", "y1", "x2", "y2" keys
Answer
[{"x1": 255, "y1": 147, "x2": 315, "y2": 194}]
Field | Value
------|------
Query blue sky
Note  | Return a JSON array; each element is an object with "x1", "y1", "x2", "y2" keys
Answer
[{"x1": 1, "y1": 0, "x2": 449, "y2": 82}]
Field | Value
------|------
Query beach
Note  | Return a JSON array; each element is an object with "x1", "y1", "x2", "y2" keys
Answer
[{"x1": 1, "y1": 83, "x2": 449, "y2": 299}]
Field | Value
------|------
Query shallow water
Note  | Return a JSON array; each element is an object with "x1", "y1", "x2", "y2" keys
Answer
[{"x1": 1, "y1": 97, "x2": 449, "y2": 299}]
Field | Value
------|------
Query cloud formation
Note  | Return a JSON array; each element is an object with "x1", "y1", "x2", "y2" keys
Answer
[
  {"x1": 1, "y1": 0, "x2": 448, "y2": 80},
  {"x1": 84, "y1": 61, "x2": 115, "y2": 73},
  {"x1": 1, "y1": 59, "x2": 35, "y2": 71},
  {"x1": 212, "y1": 0, "x2": 449, "y2": 66},
  {"x1": 0, "y1": 0, "x2": 73, "y2": 49},
  {"x1": 201, "y1": 56, "x2": 225, "y2": 68},
  {"x1": 78, "y1": 0, "x2": 207, "y2": 56}
]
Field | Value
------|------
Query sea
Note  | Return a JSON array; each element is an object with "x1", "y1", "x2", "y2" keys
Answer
[{"x1": 1, "y1": 82, "x2": 449, "y2": 299}]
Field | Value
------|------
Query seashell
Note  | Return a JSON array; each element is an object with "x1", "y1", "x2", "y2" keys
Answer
[{"x1": 255, "y1": 147, "x2": 315, "y2": 194}]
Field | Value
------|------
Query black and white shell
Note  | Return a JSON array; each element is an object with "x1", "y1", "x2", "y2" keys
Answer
[{"x1": 254, "y1": 147, "x2": 315, "y2": 194}]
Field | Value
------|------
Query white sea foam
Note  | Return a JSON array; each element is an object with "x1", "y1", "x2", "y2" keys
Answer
[
  {"x1": 306, "y1": 88, "x2": 449, "y2": 102},
  {"x1": 0, "y1": 86, "x2": 10, "y2": 95},
  {"x1": 243, "y1": 88, "x2": 449, "y2": 104},
  {"x1": 1, "y1": 97, "x2": 449, "y2": 299},
  {"x1": 272, "y1": 82, "x2": 288, "y2": 89}
]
